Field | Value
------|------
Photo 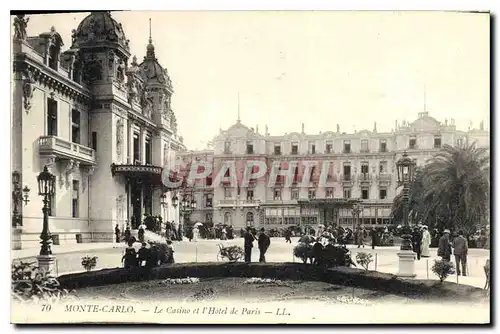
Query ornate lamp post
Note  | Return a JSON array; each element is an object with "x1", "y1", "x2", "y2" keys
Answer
[
  {"x1": 36, "y1": 166, "x2": 56, "y2": 273},
  {"x1": 395, "y1": 151, "x2": 417, "y2": 277},
  {"x1": 352, "y1": 201, "x2": 362, "y2": 231},
  {"x1": 174, "y1": 191, "x2": 197, "y2": 240},
  {"x1": 12, "y1": 171, "x2": 30, "y2": 227},
  {"x1": 160, "y1": 193, "x2": 168, "y2": 230}
]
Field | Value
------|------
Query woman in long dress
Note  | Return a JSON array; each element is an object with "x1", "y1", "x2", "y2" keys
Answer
[{"x1": 420, "y1": 225, "x2": 431, "y2": 257}]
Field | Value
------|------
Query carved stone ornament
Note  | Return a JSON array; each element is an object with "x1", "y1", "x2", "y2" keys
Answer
[
  {"x1": 59, "y1": 160, "x2": 79, "y2": 189},
  {"x1": 13, "y1": 15, "x2": 29, "y2": 41},
  {"x1": 116, "y1": 118, "x2": 124, "y2": 160},
  {"x1": 127, "y1": 75, "x2": 138, "y2": 104},
  {"x1": 42, "y1": 155, "x2": 57, "y2": 174},
  {"x1": 81, "y1": 166, "x2": 95, "y2": 191},
  {"x1": 22, "y1": 69, "x2": 35, "y2": 113}
]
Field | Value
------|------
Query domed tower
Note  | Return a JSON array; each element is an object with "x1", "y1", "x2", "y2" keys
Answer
[
  {"x1": 70, "y1": 11, "x2": 131, "y2": 89},
  {"x1": 133, "y1": 26, "x2": 178, "y2": 136}
]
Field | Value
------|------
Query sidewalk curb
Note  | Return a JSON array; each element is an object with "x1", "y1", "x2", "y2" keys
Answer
[{"x1": 12, "y1": 245, "x2": 123, "y2": 261}]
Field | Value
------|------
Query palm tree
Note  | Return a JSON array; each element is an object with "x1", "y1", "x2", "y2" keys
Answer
[
  {"x1": 422, "y1": 142, "x2": 490, "y2": 233},
  {"x1": 391, "y1": 167, "x2": 426, "y2": 225}
]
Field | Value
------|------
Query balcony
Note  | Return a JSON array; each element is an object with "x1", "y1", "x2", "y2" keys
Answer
[
  {"x1": 359, "y1": 173, "x2": 371, "y2": 184},
  {"x1": 377, "y1": 173, "x2": 392, "y2": 186},
  {"x1": 217, "y1": 199, "x2": 260, "y2": 208},
  {"x1": 340, "y1": 174, "x2": 353, "y2": 186},
  {"x1": 38, "y1": 136, "x2": 95, "y2": 165}
]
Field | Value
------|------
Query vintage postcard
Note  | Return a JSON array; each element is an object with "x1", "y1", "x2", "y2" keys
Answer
[{"x1": 10, "y1": 10, "x2": 490, "y2": 324}]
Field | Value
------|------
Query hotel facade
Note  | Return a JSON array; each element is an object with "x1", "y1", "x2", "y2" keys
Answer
[
  {"x1": 11, "y1": 12, "x2": 185, "y2": 249},
  {"x1": 179, "y1": 114, "x2": 489, "y2": 231}
]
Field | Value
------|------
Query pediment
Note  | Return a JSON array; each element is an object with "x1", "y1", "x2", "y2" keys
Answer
[
  {"x1": 287, "y1": 132, "x2": 302, "y2": 140},
  {"x1": 409, "y1": 116, "x2": 441, "y2": 131},
  {"x1": 217, "y1": 121, "x2": 264, "y2": 140}
]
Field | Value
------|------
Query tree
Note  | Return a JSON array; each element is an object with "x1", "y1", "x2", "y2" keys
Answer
[
  {"x1": 422, "y1": 142, "x2": 490, "y2": 234},
  {"x1": 391, "y1": 142, "x2": 490, "y2": 234}
]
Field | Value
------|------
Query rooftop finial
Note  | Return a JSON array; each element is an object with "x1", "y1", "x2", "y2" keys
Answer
[
  {"x1": 237, "y1": 92, "x2": 241, "y2": 123},
  {"x1": 424, "y1": 83, "x2": 427, "y2": 112},
  {"x1": 146, "y1": 18, "x2": 155, "y2": 58},
  {"x1": 149, "y1": 18, "x2": 152, "y2": 44}
]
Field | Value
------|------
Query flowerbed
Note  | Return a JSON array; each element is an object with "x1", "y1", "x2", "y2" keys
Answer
[
  {"x1": 58, "y1": 262, "x2": 487, "y2": 302},
  {"x1": 159, "y1": 277, "x2": 200, "y2": 285}
]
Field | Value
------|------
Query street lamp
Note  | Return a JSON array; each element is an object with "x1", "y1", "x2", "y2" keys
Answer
[
  {"x1": 395, "y1": 151, "x2": 417, "y2": 277},
  {"x1": 37, "y1": 165, "x2": 56, "y2": 256},
  {"x1": 12, "y1": 171, "x2": 30, "y2": 227},
  {"x1": 396, "y1": 151, "x2": 416, "y2": 250},
  {"x1": 352, "y1": 201, "x2": 362, "y2": 231}
]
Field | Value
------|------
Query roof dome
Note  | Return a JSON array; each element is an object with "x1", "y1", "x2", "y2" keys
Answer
[
  {"x1": 136, "y1": 37, "x2": 173, "y2": 91},
  {"x1": 72, "y1": 11, "x2": 130, "y2": 53}
]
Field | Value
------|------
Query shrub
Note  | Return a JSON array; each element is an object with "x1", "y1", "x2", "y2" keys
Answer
[
  {"x1": 293, "y1": 243, "x2": 312, "y2": 263},
  {"x1": 432, "y1": 259, "x2": 455, "y2": 283},
  {"x1": 355, "y1": 252, "x2": 374, "y2": 271},
  {"x1": 11, "y1": 261, "x2": 74, "y2": 304},
  {"x1": 81, "y1": 256, "x2": 98, "y2": 271},
  {"x1": 321, "y1": 245, "x2": 355, "y2": 267}
]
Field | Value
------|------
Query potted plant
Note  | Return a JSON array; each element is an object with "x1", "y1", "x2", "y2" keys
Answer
[{"x1": 81, "y1": 256, "x2": 98, "y2": 272}]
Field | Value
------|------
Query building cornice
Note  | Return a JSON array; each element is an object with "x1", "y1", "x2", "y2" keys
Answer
[{"x1": 13, "y1": 52, "x2": 92, "y2": 105}]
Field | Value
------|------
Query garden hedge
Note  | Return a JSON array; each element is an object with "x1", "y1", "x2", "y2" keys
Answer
[{"x1": 58, "y1": 262, "x2": 485, "y2": 301}]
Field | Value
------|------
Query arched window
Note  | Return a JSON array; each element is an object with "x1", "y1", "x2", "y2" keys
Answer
[
  {"x1": 224, "y1": 212, "x2": 231, "y2": 225},
  {"x1": 246, "y1": 212, "x2": 254, "y2": 227}
]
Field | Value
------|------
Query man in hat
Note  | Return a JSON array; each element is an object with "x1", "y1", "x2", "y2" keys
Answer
[
  {"x1": 437, "y1": 229, "x2": 452, "y2": 262},
  {"x1": 244, "y1": 227, "x2": 255, "y2": 262},
  {"x1": 420, "y1": 225, "x2": 431, "y2": 257},
  {"x1": 258, "y1": 228, "x2": 271, "y2": 263},
  {"x1": 452, "y1": 230, "x2": 469, "y2": 276}
]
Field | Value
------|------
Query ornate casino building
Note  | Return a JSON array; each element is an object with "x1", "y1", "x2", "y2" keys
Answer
[{"x1": 11, "y1": 12, "x2": 184, "y2": 249}]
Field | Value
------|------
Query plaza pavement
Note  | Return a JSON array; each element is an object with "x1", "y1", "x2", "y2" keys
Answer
[{"x1": 12, "y1": 237, "x2": 490, "y2": 289}]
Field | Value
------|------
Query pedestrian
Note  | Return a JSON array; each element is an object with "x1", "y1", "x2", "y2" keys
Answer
[
  {"x1": 284, "y1": 228, "x2": 292, "y2": 243},
  {"x1": 452, "y1": 230, "x2": 469, "y2": 276},
  {"x1": 356, "y1": 228, "x2": 364, "y2": 248},
  {"x1": 420, "y1": 225, "x2": 431, "y2": 257},
  {"x1": 312, "y1": 240, "x2": 324, "y2": 266},
  {"x1": 124, "y1": 225, "x2": 131, "y2": 244},
  {"x1": 244, "y1": 227, "x2": 255, "y2": 262},
  {"x1": 114, "y1": 224, "x2": 121, "y2": 243},
  {"x1": 138, "y1": 222, "x2": 146, "y2": 243},
  {"x1": 437, "y1": 229, "x2": 452, "y2": 262},
  {"x1": 146, "y1": 241, "x2": 159, "y2": 268},
  {"x1": 137, "y1": 242, "x2": 150, "y2": 267},
  {"x1": 166, "y1": 239, "x2": 175, "y2": 264},
  {"x1": 371, "y1": 228, "x2": 377, "y2": 250},
  {"x1": 122, "y1": 243, "x2": 138, "y2": 269},
  {"x1": 221, "y1": 227, "x2": 227, "y2": 240},
  {"x1": 412, "y1": 227, "x2": 422, "y2": 260},
  {"x1": 258, "y1": 228, "x2": 271, "y2": 263}
]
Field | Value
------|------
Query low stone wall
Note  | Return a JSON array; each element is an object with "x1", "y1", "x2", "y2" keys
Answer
[{"x1": 58, "y1": 262, "x2": 485, "y2": 301}]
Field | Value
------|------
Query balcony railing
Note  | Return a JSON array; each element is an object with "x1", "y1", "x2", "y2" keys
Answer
[
  {"x1": 377, "y1": 173, "x2": 392, "y2": 184},
  {"x1": 217, "y1": 199, "x2": 260, "y2": 207},
  {"x1": 340, "y1": 174, "x2": 353, "y2": 182},
  {"x1": 38, "y1": 136, "x2": 95, "y2": 165},
  {"x1": 359, "y1": 173, "x2": 371, "y2": 182}
]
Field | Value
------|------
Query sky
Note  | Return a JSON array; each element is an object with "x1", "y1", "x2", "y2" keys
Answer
[{"x1": 25, "y1": 11, "x2": 490, "y2": 150}]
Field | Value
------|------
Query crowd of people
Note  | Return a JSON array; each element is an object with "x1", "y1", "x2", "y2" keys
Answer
[{"x1": 121, "y1": 237, "x2": 175, "y2": 269}]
